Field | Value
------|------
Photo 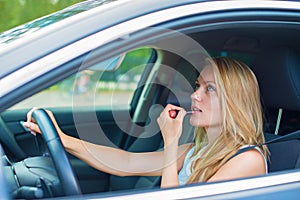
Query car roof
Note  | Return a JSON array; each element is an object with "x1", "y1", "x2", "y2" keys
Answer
[{"x1": 1, "y1": 0, "x2": 299, "y2": 77}]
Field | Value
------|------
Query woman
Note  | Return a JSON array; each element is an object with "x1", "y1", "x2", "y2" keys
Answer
[{"x1": 24, "y1": 57, "x2": 269, "y2": 188}]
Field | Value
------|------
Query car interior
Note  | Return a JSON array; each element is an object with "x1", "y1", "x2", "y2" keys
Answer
[{"x1": 1, "y1": 9, "x2": 300, "y2": 199}]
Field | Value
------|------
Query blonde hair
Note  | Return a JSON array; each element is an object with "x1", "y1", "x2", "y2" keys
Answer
[{"x1": 186, "y1": 57, "x2": 269, "y2": 183}]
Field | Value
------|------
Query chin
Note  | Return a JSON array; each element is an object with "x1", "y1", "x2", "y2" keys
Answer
[{"x1": 189, "y1": 118, "x2": 205, "y2": 127}]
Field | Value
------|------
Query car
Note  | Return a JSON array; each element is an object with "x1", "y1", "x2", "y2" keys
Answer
[{"x1": 1, "y1": 0, "x2": 300, "y2": 199}]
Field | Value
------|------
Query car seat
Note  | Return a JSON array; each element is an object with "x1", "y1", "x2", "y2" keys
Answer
[
  {"x1": 264, "y1": 133, "x2": 300, "y2": 172},
  {"x1": 252, "y1": 47, "x2": 300, "y2": 172}
]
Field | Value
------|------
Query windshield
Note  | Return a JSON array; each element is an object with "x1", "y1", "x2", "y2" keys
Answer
[{"x1": 0, "y1": 0, "x2": 117, "y2": 44}]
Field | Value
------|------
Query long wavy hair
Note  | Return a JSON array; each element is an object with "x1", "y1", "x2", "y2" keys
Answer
[{"x1": 186, "y1": 57, "x2": 269, "y2": 183}]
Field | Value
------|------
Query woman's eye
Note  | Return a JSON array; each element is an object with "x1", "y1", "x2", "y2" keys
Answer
[
  {"x1": 207, "y1": 85, "x2": 216, "y2": 92},
  {"x1": 194, "y1": 83, "x2": 200, "y2": 91}
]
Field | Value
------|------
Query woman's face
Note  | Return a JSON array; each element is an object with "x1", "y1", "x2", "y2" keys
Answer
[{"x1": 190, "y1": 66, "x2": 222, "y2": 130}]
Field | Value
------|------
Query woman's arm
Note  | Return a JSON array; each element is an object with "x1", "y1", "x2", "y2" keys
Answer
[
  {"x1": 64, "y1": 135, "x2": 191, "y2": 176},
  {"x1": 24, "y1": 108, "x2": 192, "y2": 177},
  {"x1": 157, "y1": 104, "x2": 188, "y2": 188}
]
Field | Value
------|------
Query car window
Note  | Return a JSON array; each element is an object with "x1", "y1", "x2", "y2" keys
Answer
[{"x1": 10, "y1": 48, "x2": 153, "y2": 110}]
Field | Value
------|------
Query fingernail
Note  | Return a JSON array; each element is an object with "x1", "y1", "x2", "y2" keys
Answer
[{"x1": 23, "y1": 122, "x2": 30, "y2": 127}]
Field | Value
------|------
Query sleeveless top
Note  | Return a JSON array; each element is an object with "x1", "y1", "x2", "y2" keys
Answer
[{"x1": 178, "y1": 145, "x2": 268, "y2": 185}]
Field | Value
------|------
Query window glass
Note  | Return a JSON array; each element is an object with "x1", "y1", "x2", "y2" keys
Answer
[{"x1": 10, "y1": 48, "x2": 153, "y2": 110}]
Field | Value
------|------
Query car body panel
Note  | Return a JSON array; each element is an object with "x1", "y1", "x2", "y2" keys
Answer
[{"x1": 1, "y1": 0, "x2": 300, "y2": 199}]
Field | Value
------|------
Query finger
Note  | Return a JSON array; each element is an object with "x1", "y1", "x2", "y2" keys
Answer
[
  {"x1": 26, "y1": 107, "x2": 39, "y2": 123},
  {"x1": 176, "y1": 109, "x2": 187, "y2": 121},
  {"x1": 23, "y1": 121, "x2": 42, "y2": 134},
  {"x1": 157, "y1": 113, "x2": 165, "y2": 126},
  {"x1": 165, "y1": 104, "x2": 183, "y2": 112}
]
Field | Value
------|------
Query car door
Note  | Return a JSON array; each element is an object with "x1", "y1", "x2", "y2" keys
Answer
[{"x1": 0, "y1": 47, "x2": 156, "y2": 194}]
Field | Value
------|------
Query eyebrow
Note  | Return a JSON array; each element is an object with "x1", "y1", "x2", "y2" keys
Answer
[{"x1": 196, "y1": 79, "x2": 216, "y2": 85}]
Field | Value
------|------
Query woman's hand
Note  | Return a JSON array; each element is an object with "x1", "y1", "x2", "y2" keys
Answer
[
  {"x1": 157, "y1": 104, "x2": 186, "y2": 188},
  {"x1": 23, "y1": 107, "x2": 41, "y2": 134},
  {"x1": 23, "y1": 107, "x2": 64, "y2": 138},
  {"x1": 157, "y1": 104, "x2": 186, "y2": 146}
]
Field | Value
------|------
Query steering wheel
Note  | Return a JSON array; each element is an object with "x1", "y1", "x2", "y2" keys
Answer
[{"x1": 32, "y1": 109, "x2": 81, "y2": 196}]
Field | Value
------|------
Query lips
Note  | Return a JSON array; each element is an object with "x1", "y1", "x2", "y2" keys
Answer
[{"x1": 191, "y1": 106, "x2": 202, "y2": 113}]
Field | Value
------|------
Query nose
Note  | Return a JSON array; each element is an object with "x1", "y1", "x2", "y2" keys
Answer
[{"x1": 191, "y1": 89, "x2": 202, "y2": 101}]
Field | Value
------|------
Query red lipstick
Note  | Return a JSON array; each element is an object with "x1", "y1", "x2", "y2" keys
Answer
[{"x1": 168, "y1": 110, "x2": 193, "y2": 119}]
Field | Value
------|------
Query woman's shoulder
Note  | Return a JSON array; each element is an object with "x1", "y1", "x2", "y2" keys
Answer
[
  {"x1": 230, "y1": 148, "x2": 267, "y2": 173},
  {"x1": 233, "y1": 148, "x2": 266, "y2": 163},
  {"x1": 208, "y1": 149, "x2": 266, "y2": 182},
  {"x1": 230, "y1": 145, "x2": 266, "y2": 168},
  {"x1": 226, "y1": 147, "x2": 266, "y2": 170}
]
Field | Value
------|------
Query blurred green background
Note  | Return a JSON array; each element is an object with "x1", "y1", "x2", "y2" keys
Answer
[{"x1": 0, "y1": 0, "x2": 85, "y2": 33}]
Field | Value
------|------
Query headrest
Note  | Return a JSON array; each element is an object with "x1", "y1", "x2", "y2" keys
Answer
[{"x1": 252, "y1": 47, "x2": 300, "y2": 110}]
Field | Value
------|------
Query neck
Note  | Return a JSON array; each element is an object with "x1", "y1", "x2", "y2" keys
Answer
[{"x1": 205, "y1": 125, "x2": 222, "y2": 147}]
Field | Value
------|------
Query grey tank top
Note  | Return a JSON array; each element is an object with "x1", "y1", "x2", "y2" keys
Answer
[{"x1": 178, "y1": 145, "x2": 268, "y2": 185}]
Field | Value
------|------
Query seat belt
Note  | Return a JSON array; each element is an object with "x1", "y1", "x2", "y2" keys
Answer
[
  {"x1": 229, "y1": 129, "x2": 300, "y2": 160},
  {"x1": 263, "y1": 129, "x2": 300, "y2": 145}
]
